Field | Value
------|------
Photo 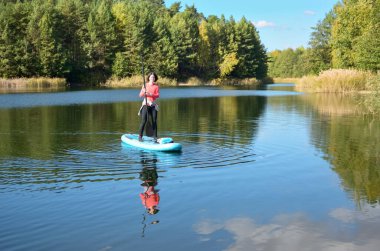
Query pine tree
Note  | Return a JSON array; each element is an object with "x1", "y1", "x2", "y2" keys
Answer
[
  {"x1": 216, "y1": 16, "x2": 239, "y2": 78},
  {"x1": 169, "y1": 5, "x2": 201, "y2": 79},
  {"x1": 38, "y1": 5, "x2": 67, "y2": 77},
  {"x1": 0, "y1": 1, "x2": 31, "y2": 77},
  {"x1": 149, "y1": 13, "x2": 178, "y2": 77},
  {"x1": 308, "y1": 9, "x2": 335, "y2": 74},
  {"x1": 232, "y1": 17, "x2": 267, "y2": 78},
  {"x1": 0, "y1": 0, "x2": 271, "y2": 83},
  {"x1": 112, "y1": 51, "x2": 129, "y2": 78},
  {"x1": 116, "y1": 0, "x2": 156, "y2": 76},
  {"x1": 56, "y1": 0, "x2": 90, "y2": 82},
  {"x1": 85, "y1": 0, "x2": 118, "y2": 79}
]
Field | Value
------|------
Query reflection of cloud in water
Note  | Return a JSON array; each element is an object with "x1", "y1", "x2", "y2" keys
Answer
[
  {"x1": 194, "y1": 206, "x2": 380, "y2": 251},
  {"x1": 330, "y1": 205, "x2": 380, "y2": 223}
]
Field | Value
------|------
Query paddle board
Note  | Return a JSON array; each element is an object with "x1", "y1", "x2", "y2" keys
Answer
[{"x1": 121, "y1": 134, "x2": 182, "y2": 152}]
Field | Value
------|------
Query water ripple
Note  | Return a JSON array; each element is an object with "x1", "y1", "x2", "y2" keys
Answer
[
  {"x1": 0, "y1": 132, "x2": 258, "y2": 193},
  {"x1": 165, "y1": 133, "x2": 257, "y2": 169}
]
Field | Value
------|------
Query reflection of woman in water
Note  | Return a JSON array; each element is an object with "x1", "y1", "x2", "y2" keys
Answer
[
  {"x1": 139, "y1": 153, "x2": 160, "y2": 237},
  {"x1": 139, "y1": 156, "x2": 160, "y2": 215}
]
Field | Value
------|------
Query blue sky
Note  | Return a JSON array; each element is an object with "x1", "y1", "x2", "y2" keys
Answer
[{"x1": 164, "y1": 0, "x2": 338, "y2": 51}]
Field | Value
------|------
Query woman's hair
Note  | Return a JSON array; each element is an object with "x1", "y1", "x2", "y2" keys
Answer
[{"x1": 147, "y1": 72, "x2": 158, "y2": 82}]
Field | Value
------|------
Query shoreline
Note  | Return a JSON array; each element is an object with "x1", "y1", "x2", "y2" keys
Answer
[
  {"x1": 0, "y1": 76, "x2": 273, "y2": 90},
  {"x1": 1, "y1": 69, "x2": 378, "y2": 94}
]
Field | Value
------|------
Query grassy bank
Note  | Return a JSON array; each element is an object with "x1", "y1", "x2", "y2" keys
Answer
[
  {"x1": 104, "y1": 75, "x2": 177, "y2": 87},
  {"x1": 273, "y1": 77, "x2": 300, "y2": 83},
  {"x1": 104, "y1": 76, "x2": 273, "y2": 87},
  {"x1": 294, "y1": 69, "x2": 380, "y2": 114},
  {"x1": 0, "y1": 78, "x2": 67, "y2": 89},
  {"x1": 295, "y1": 69, "x2": 379, "y2": 93},
  {"x1": 0, "y1": 75, "x2": 273, "y2": 90}
]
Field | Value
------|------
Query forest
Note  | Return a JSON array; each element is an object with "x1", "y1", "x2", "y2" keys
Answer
[
  {"x1": 0, "y1": 0, "x2": 268, "y2": 84},
  {"x1": 269, "y1": 0, "x2": 380, "y2": 78}
]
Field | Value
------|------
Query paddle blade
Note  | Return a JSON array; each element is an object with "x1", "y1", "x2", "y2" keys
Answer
[{"x1": 145, "y1": 118, "x2": 154, "y2": 137}]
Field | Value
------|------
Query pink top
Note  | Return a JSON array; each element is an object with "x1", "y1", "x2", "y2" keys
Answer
[
  {"x1": 140, "y1": 192, "x2": 160, "y2": 208},
  {"x1": 139, "y1": 82, "x2": 160, "y2": 105}
]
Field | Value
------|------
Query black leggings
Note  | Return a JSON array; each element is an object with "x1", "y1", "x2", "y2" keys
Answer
[{"x1": 138, "y1": 105, "x2": 158, "y2": 138}]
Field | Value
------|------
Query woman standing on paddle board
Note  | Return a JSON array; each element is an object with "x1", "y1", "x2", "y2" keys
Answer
[{"x1": 138, "y1": 72, "x2": 160, "y2": 142}]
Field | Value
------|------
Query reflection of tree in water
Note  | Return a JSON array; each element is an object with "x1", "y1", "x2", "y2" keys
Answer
[
  {"x1": 163, "y1": 95, "x2": 267, "y2": 144},
  {"x1": 307, "y1": 95, "x2": 380, "y2": 205},
  {"x1": 0, "y1": 94, "x2": 266, "y2": 191},
  {"x1": 139, "y1": 152, "x2": 160, "y2": 237},
  {"x1": 0, "y1": 95, "x2": 266, "y2": 158},
  {"x1": 0, "y1": 103, "x2": 141, "y2": 158}
]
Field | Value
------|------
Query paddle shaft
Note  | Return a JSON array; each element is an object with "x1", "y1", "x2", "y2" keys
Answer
[
  {"x1": 141, "y1": 54, "x2": 153, "y2": 137},
  {"x1": 141, "y1": 54, "x2": 148, "y2": 110}
]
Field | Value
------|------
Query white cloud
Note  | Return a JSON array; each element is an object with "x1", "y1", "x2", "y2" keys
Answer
[
  {"x1": 193, "y1": 219, "x2": 223, "y2": 235},
  {"x1": 253, "y1": 20, "x2": 276, "y2": 28},
  {"x1": 194, "y1": 206, "x2": 380, "y2": 251},
  {"x1": 304, "y1": 10, "x2": 316, "y2": 16}
]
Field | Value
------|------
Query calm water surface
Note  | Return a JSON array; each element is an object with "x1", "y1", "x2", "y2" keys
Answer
[{"x1": 1, "y1": 85, "x2": 379, "y2": 251}]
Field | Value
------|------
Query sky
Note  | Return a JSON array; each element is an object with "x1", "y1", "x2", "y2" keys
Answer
[{"x1": 164, "y1": 0, "x2": 338, "y2": 51}]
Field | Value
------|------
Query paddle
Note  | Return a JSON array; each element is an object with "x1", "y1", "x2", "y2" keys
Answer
[{"x1": 141, "y1": 54, "x2": 154, "y2": 137}]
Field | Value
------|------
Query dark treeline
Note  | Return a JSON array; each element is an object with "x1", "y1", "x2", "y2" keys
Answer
[
  {"x1": 0, "y1": 0, "x2": 268, "y2": 84},
  {"x1": 269, "y1": 0, "x2": 380, "y2": 78}
]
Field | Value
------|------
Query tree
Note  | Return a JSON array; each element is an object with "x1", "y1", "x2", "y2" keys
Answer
[
  {"x1": 308, "y1": 9, "x2": 335, "y2": 74},
  {"x1": 233, "y1": 17, "x2": 258, "y2": 77},
  {"x1": 85, "y1": 0, "x2": 118, "y2": 80},
  {"x1": 37, "y1": 4, "x2": 67, "y2": 77},
  {"x1": 149, "y1": 13, "x2": 178, "y2": 77},
  {"x1": 197, "y1": 18, "x2": 221, "y2": 78},
  {"x1": 215, "y1": 15, "x2": 238, "y2": 78},
  {"x1": 168, "y1": 1, "x2": 181, "y2": 17},
  {"x1": 354, "y1": 22, "x2": 380, "y2": 71},
  {"x1": 112, "y1": 52, "x2": 129, "y2": 78},
  {"x1": 353, "y1": 0, "x2": 380, "y2": 71},
  {"x1": 169, "y1": 5, "x2": 202, "y2": 79},
  {"x1": 219, "y1": 52, "x2": 239, "y2": 78},
  {"x1": 331, "y1": 0, "x2": 373, "y2": 68},
  {"x1": 268, "y1": 48, "x2": 298, "y2": 77},
  {"x1": 0, "y1": 0, "x2": 271, "y2": 83},
  {"x1": 56, "y1": 0, "x2": 90, "y2": 82},
  {"x1": 0, "y1": 1, "x2": 31, "y2": 77},
  {"x1": 114, "y1": 0, "x2": 157, "y2": 76}
]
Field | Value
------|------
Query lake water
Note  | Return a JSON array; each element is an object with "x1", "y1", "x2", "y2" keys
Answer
[{"x1": 1, "y1": 85, "x2": 379, "y2": 251}]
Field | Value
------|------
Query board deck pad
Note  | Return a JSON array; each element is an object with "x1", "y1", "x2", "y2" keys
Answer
[{"x1": 121, "y1": 134, "x2": 182, "y2": 152}]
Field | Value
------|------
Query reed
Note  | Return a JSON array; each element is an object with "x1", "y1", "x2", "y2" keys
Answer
[
  {"x1": 105, "y1": 75, "x2": 267, "y2": 87},
  {"x1": 273, "y1": 77, "x2": 300, "y2": 84},
  {"x1": 104, "y1": 75, "x2": 177, "y2": 87},
  {"x1": 179, "y1": 77, "x2": 205, "y2": 86},
  {"x1": 296, "y1": 69, "x2": 375, "y2": 93},
  {"x1": 0, "y1": 77, "x2": 66, "y2": 88},
  {"x1": 360, "y1": 74, "x2": 380, "y2": 114},
  {"x1": 210, "y1": 77, "x2": 261, "y2": 86},
  {"x1": 301, "y1": 93, "x2": 363, "y2": 116}
]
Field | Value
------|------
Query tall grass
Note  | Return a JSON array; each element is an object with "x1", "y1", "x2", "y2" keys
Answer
[
  {"x1": 210, "y1": 77, "x2": 272, "y2": 86},
  {"x1": 0, "y1": 77, "x2": 67, "y2": 88},
  {"x1": 179, "y1": 77, "x2": 205, "y2": 85},
  {"x1": 301, "y1": 93, "x2": 363, "y2": 115},
  {"x1": 104, "y1": 75, "x2": 270, "y2": 87},
  {"x1": 360, "y1": 74, "x2": 380, "y2": 114},
  {"x1": 296, "y1": 69, "x2": 380, "y2": 114},
  {"x1": 273, "y1": 77, "x2": 300, "y2": 83},
  {"x1": 104, "y1": 75, "x2": 177, "y2": 87},
  {"x1": 296, "y1": 69, "x2": 376, "y2": 93},
  {"x1": 210, "y1": 78, "x2": 257, "y2": 86}
]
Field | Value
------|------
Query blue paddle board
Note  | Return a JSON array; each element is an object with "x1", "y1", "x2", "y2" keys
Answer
[{"x1": 121, "y1": 134, "x2": 182, "y2": 152}]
